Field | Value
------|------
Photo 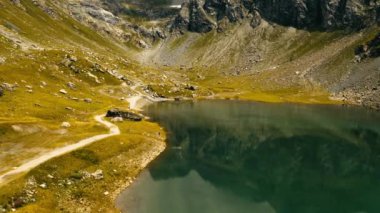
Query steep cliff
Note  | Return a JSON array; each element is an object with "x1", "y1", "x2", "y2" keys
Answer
[{"x1": 172, "y1": 0, "x2": 379, "y2": 32}]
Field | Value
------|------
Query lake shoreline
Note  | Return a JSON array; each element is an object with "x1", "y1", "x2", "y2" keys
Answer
[
  {"x1": 0, "y1": 94, "x2": 373, "y2": 212},
  {"x1": 111, "y1": 137, "x2": 166, "y2": 212},
  {"x1": 112, "y1": 92, "x2": 372, "y2": 211}
]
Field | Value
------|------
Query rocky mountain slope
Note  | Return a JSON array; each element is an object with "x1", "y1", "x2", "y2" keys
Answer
[
  {"x1": 151, "y1": 0, "x2": 380, "y2": 109},
  {"x1": 171, "y1": 0, "x2": 379, "y2": 33}
]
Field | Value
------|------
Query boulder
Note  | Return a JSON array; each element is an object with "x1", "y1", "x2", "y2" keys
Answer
[
  {"x1": 154, "y1": 27, "x2": 166, "y2": 39},
  {"x1": 106, "y1": 108, "x2": 143, "y2": 121},
  {"x1": 11, "y1": 197, "x2": 25, "y2": 208},
  {"x1": 137, "y1": 39, "x2": 148, "y2": 48},
  {"x1": 185, "y1": 84, "x2": 198, "y2": 91},
  {"x1": 61, "y1": 122, "x2": 71, "y2": 128},
  {"x1": 61, "y1": 55, "x2": 77, "y2": 67},
  {"x1": 40, "y1": 81, "x2": 47, "y2": 87},
  {"x1": 2, "y1": 82, "x2": 17, "y2": 91},
  {"x1": 84, "y1": 98, "x2": 93, "y2": 103},
  {"x1": 250, "y1": 10, "x2": 262, "y2": 28},
  {"x1": 59, "y1": 89, "x2": 68, "y2": 94},
  {"x1": 68, "y1": 55, "x2": 77, "y2": 62},
  {"x1": 39, "y1": 183, "x2": 47, "y2": 189},
  {"x1": 65, "y1": 107, "x2": 74, "y2": 111},
  {"x1": 67, "y1": 82, "x2": 76, "y2": 89},
  {"x1": 61, "y1": 58, "x2": 72, "y2": 67},
  {"x1": 91, "y1": 169, "x2": 104, "y2": 180}
]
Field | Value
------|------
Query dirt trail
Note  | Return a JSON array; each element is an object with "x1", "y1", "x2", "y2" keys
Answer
[
  {"x1": 0, "y1": 115, "x2": 120, "y2": 186},
  {"x1": 127, "y1": 84, "x2": 169, "y2": 111}
]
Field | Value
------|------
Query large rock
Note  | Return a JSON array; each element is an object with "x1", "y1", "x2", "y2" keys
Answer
[
  {"x1": 61, "y1": 122, "x2": 71, "y2": 128},
  {"x1": 1, "y1": 82, "x2": 17, "y2": 91},
  {"x1": 67, "y1": 82, "x2": 76, "y2": 89},
  {"x1": 91, "y1": 169, "x2": 104, "y2": 180},
  {"x1": 59, "y1": 89, "x2": 68, "y2": 94},
  {"x1": 106, "y1": 108, "x2": 143, "y2": 121},
  {"x1": 249, "y1": 10, "x2": 262, "y2": 28}
]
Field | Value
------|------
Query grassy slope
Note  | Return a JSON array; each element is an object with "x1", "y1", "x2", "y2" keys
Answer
[
  {"x1": 0, "y1": 1, "x2": 167, "y2": 212},
  {"x1": 0, "y1": 120, "x2": 165, "y2": 212}
]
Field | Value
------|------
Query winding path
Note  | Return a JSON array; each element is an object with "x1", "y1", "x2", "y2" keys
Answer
[
  {"x1": 0, "y1": 114, "x2": 120, "y2": 185},
  {"x1": 127, "y1": 84, "x2": 169, "y2": 110}
]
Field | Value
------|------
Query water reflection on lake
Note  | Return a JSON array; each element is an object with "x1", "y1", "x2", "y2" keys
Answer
[{"x1": 117, "y1": 101, "x2": 380, "y2": 213}]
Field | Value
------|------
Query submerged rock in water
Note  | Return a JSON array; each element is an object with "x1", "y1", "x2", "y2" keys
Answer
[{"x1": 106, "y1": 108, "x2": 143, "y2": 121}]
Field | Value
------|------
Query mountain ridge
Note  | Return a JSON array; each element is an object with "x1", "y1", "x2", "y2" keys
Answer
[{"x1": 171, "y1": 0, "x2": 379, "y2": 33}]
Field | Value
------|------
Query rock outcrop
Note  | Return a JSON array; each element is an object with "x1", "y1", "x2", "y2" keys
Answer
[
  {"x1": 188, "y1": 0, "x2": 217, "y2": 32},
  {"x1": 171, "y1": 0, "x2": 379, "y2": 32},
  {"x1": 51, "y1": 0, "x2": 169, "y2": 48},
  {"x1": 106, "y1": 108, "x2": 143, "y2": 121},
  {"x1": 172, "y1": 2, "x2": 191, "y2": 33},
  {"x1": 355, "y1": 32, "x2": 380, "y2": 62},
  {"x1": 250, "y1": 0, "x2": 379, "y2": 30},
  {"x1": 173, "y1": 0, "x2": 246, "y2": 32}
]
